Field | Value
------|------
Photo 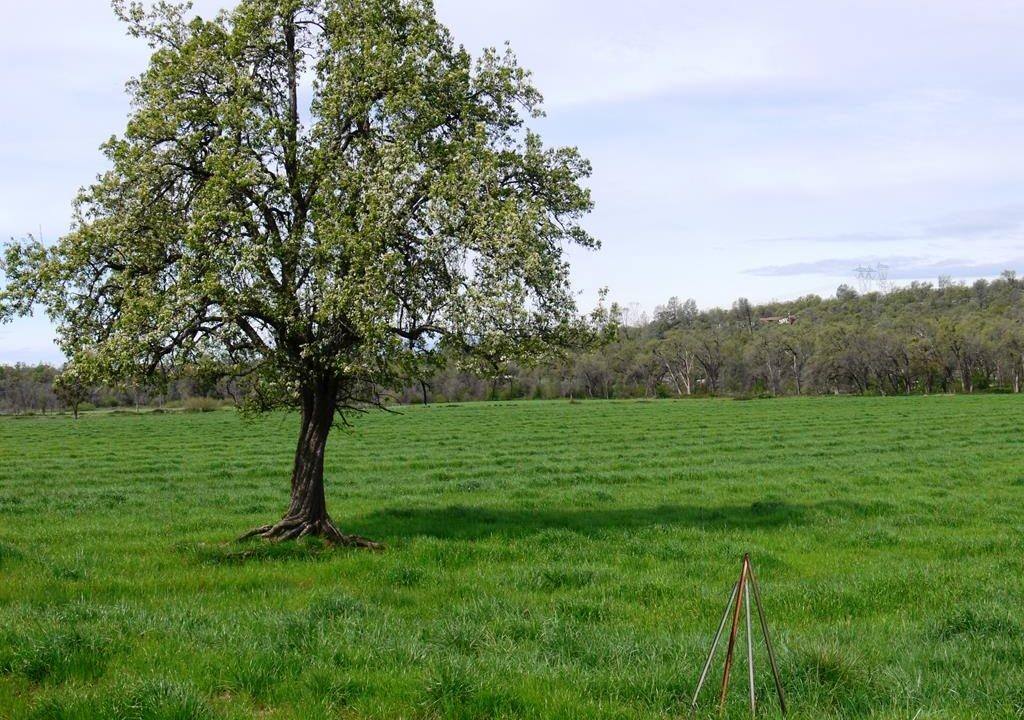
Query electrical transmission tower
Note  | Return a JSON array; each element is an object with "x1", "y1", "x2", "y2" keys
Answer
[
  {"x1": 854, "y1": 265, "x2": 875, "y2": 293},
  {"x1": 875, "y1": 263, "x2": 890, "y2": 292},
  {"x1": 854, "y1": 263, "x2": 890, "y2": 293}
]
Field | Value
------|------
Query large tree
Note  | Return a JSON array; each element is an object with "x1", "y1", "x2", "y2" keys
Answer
[{"x1": 0, "y1": 0, "x2": 596, "y2": 545}]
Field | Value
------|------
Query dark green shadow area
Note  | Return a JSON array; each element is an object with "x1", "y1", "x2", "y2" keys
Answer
[{"x1": 350, "y1": 500, "x2": 817, "y2": 541}]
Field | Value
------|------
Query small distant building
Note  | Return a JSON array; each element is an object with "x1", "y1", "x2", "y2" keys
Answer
[{"x1": 759, "y1": 315, "x2": 797, "y2": 325}]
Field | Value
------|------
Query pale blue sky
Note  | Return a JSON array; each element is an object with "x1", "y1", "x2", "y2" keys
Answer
[{"x1": 3, "y1": 1, "x2": 1024, "y2": 363}]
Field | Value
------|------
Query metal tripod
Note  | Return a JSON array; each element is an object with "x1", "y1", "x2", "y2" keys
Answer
[{"x1": 690, "y1": 553, "x2": 786, "y2": 717}]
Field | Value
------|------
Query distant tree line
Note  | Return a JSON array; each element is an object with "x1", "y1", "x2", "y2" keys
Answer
[
  {"x1": 402, "y1": 271, "x2": 1024, "y2": 402},
  {"x1": 3, "y1": 272, "x2": 1022, "y2": 414},
  {"x1": 0, "y1": 364, "x2": 241, "y2": 415}
]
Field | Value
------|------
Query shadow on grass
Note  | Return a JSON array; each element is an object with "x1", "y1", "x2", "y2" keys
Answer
[
  {"x1": 348, "y1": 499, "x2": 821, "y2": 542},
  {"x1": 182, "y1": 498, "x2": 888, "y2": 564}
]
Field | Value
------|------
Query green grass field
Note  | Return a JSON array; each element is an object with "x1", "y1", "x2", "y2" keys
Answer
[{"x1": 1, "y1": 396, "x2": 1023, "y2": 719}]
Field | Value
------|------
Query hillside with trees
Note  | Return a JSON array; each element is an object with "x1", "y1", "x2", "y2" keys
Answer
[{"x1": 418, "y1": 272, "x2": 1024, "y2": 402}]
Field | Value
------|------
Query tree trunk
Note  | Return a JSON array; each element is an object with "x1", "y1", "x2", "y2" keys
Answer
[
  {"x1": 662, "y1": 360, "x2": 682, "y2": 396},
  {"x1": 241, "y1": 383, "x2": 381, "y2": 548},
  {"x1": 961, "y1": 369, "x2": 973, "y2": 394}
]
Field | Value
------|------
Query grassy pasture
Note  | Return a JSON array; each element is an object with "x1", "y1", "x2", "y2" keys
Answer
[{"x1": 1, "y1": 396, "x2": 1023, "y2": 719}]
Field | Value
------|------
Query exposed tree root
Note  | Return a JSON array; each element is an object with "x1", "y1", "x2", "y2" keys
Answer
[{"x1": 238, "y1": 516, "x2": 382, "y2": 549}]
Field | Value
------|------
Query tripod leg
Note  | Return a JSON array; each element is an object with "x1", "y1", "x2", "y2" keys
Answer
[
  {"x1": 691, "y1": 581, "x2": 739, "y2": 714},
  {"x1": 749, "y1": 563, "x2": 786, "y2": 715},
  {"x1": 745, "y1": 568, "x2": 755, "y2": 717},
  {"x1": 719, "y1": 555, "x2": 750, "y2": 710}
]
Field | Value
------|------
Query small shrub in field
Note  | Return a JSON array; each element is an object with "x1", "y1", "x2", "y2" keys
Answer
[
  {"x1": 530, "y1": 566, "x2": 597, "y2": 591},
  {"x1": 6, "y1": 629, "x2": 111, "y2": 683},
  {"x1": 181, "y1": 397, "x2": 221, "y2": 413},
  {"x1": 216, "y1": 654, "x2": 287, "y2": 701},
  {"x1": 0, "y1": 541, "x2": 24, "y2": 567},
  {"x1": 386, "y1": 565, "x2": 424, "y2": 587},
  {"x1": 24, "y1": 679, "x2": 209, "y2": 720},
  {"x1": 422, "y1": 659, "x2": 477, "y2": 712},
  {"x1": 114, "y1": 679, "x2": 209, "y2": 720},
  {"x1": 933, "y1": 607, "x2": 1018, "y2": 640}
]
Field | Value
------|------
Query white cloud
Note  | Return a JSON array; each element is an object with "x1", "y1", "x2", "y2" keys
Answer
[{"x1": 747, "y1": 255, "x2": 1024, "y2": 280}]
